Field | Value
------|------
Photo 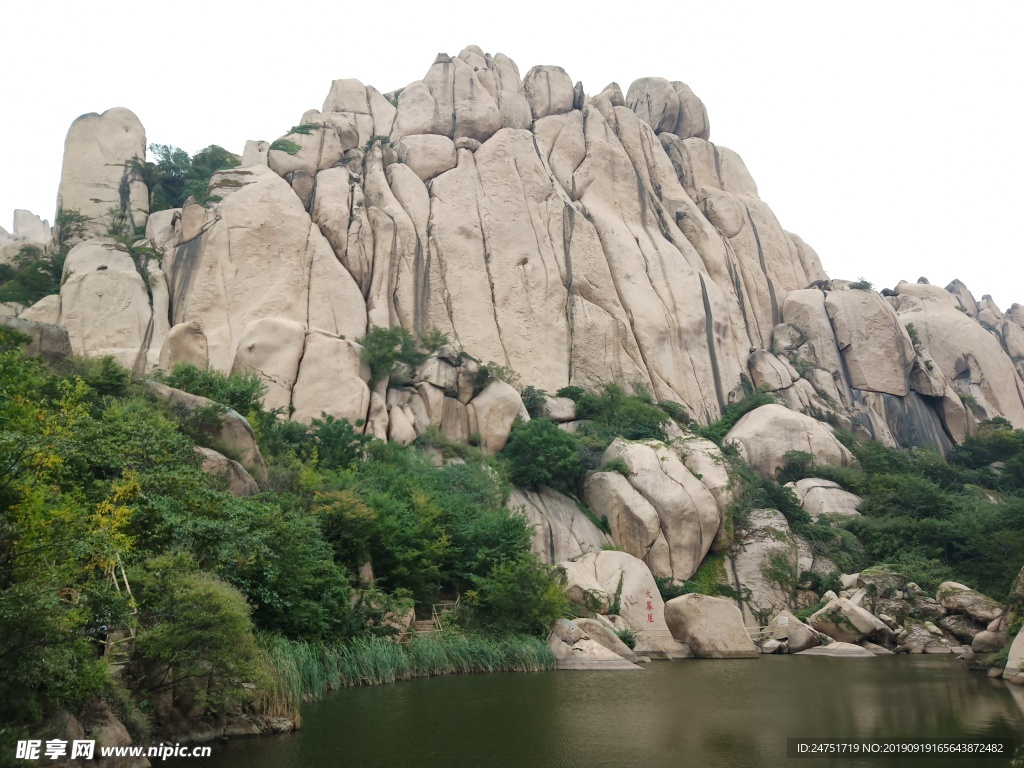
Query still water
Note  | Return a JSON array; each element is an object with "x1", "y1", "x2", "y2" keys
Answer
[{"x1": 183, "y1": 656, "x2": 1024, "y2": 768}]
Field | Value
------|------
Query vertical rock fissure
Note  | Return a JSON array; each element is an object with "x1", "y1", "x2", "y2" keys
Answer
[
  {"x1": 744, "y1": 207, "x2": 779, "y2": 326},
  {"x1": 472, "y1": 162, "x2": 512, "y2": 366},
  {"x1": 699, "y1": 273, "x2": 726, "y2": 412}
]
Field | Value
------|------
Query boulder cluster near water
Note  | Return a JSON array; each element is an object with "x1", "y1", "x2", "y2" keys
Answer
[{"x1": 3, "y1": 45, "x2": 1024, "y2": 685}]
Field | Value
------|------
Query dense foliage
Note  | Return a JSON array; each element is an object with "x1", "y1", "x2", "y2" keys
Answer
[
  {"x1": 140, "y1": 143, "x2": 240, "y2": 211},
  {"x1": 0, "y1": 329, "x2": 564, "y2": 738},
  {"x1": 779, "y1": 421, "x2": 1024, "y2": 596}
]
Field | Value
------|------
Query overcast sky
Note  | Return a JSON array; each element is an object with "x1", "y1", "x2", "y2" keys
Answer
[{"x1": 3, "y1": 1, "x2": 1021, "y2": 309}]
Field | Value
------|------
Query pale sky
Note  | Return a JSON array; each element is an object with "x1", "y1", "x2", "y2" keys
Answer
[{"x1": 3, "y1": 1, "x2": 1022, "y2": 309}]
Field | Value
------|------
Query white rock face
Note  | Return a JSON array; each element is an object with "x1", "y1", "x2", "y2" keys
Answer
[
  {"x1": 159, "y1": 321, "x2": 209, "y2": 372},
  {"x1": 194, "y1": 446, "x2": 260, "y2": 497},
  {"x1": 585, "y1": 438, "x2": 722, "y2": 581},
  {"x1": 725, "y1": 509, "x2": 801, "y2": 626},
  {"x1": 825, "y1": 289, "x2": 914, "y2": 396},
  {"x1": 58, "y1": 238, "x2": 152, "y2": 369},
  {"x1": 509, "y1": 486, "x2": 610, "y2": 563},
  {"x1": 560, "y1": 551, "x2": 691, "y2": 658},
  {"x1": 164, "y1": 165, "x2": 366, "y2": 391},
  {"x1": 725, "y1": 404, "x2": 857, "y2": 478},
  {"x1": 57, "y1": 107, "x2": 148, "y2": 241},
  {"x1": 787, "y1": 478, "x2": 862, "y2": 521},
  {"x1": 892, "y1": 282, "x2": 1024, "y2": 427},
  {"x1": 664, "y1": 594, "x2": 760, "y2": 658},
  {"x1": 290, "y1": 333, "x2": 371, "y2": 425}
]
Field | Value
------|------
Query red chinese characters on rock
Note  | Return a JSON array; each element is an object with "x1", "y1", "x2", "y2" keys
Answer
[{"x1": 645, "y1": 590, "x2": 655, "y2": 623}]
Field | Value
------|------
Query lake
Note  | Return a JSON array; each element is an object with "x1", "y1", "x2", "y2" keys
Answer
[{"x1": 179, "y1": 656, "x2": 1024, "y2": 767}]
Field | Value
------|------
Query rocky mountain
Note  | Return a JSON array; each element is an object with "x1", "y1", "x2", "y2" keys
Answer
[{"x1": 6, "y1": 45, "x2": 1022, "y2": 455}]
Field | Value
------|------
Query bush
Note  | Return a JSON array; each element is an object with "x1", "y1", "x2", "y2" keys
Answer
[
  {"x1": 520, "y1": 386, "x2": 547, "y2": 418},
  {"x1": 555, "y1": 386, "x2": 586, "y2": 402},
  {"x1": 658, "y1": 400, "x2": 690, "y2": 424},
  {"x1": 0, "y1": 245, "x2": 67, "y2": 306},
  {"x1": 418, "y1": 328, "x2": 451, "y2": 352},
  {"x1": 694, "y1": 388, "x2": 775, "y2": 444},
  {"x1": 597, "y1": 458, "x2": 631, "y2": 477},
  {"x1": 502, "y1": 419, "x2": 582, "y2": 493},
  {"x1": 360, "y1": 326, "x2": 426, "y2": 385},
  {"x1": 615, "y1": 627, "x2": 637, "y2": 649},
  {"x1": 849, "y1": 278, "x2": 874, "y2": 291},
  {"x1": 144, "y1": 144, "x2": 240, "y2": 210},
  {"x1": 474, "y1": 361, "x2": 521, "y2": 395},
  {"x1": 270, "y1": 138, "x2": 301, "y2": 155},
  {"x1": 576, "y1": 384, "x2": 668, "y2": 442},
  {"x1": 130, "y1": 554, "x2": 266, "y2": 712},
  {"x1": 464, "y1": 556, "x2": 570, "y2": 637}
]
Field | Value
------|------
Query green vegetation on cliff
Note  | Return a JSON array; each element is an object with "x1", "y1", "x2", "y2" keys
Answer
[
  {"x1": 0, "y1": 326, "x2": 563, "y2": 742},
  {"x1": 779, "y1": 421, "x2": 1024, "y2": 596}
]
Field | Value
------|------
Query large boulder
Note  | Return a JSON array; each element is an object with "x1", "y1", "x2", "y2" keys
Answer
[
  {"x1": 230, "y1": 318, "x2": 306, "y2": 414},
  {"x1": 56, "y1": 107, "x2": 148, "y2": 242},
  {"x1": 546, "y1": 619, "x2": 640, "y2": 670},
  {"x1": 808, "y1": 598, "x2": 891, "y2": 645},
  {"x1": 1003, "y1": 630, "x2": 1024, "y2": 685},
  {"x1": 935, "y1": 582, "x2": 1002, "y2": 624},
  {"x1": 0, "y1": 316, "x2": 72, "y2": 364},
  {"x1": 664, "y1": 594, "x2": 759, "y2": 658},
  {"x1": 724, "y1": 404, "x2": 857, "y2": 478},
  {"x1": 467, "y1": 379, "x2": 525, "y2": 454},
  {"x1": 767, "y1": 610, "x2": 821, "y2": 653},
  {"x1": 290, "y1": 333, "x2": 371, "y2": 425},
  {"x1": 786, "y1": 478, "x2": 862, "y2": 521},
  {"x1": 158, "y1": 321, "x2": 209, "y2": 372},
  {"x1": 143, "y1": 381, "x2": 268, "y2": 486},
  {"x1": 586, "y1": 438, "x2": 722, "y2": 581},
  {"x1": 796, "y1": 642, "x2": 874, "y2": 657},
  {"x1": 892, "y1": 282, "x2": 1024, "y2": 427},
  {"x1": 573, "y1": 617, "x2": 639, "y2": 662},
  {"x1": 194, "y1": 446, "x2": 259, "y2": 497},
  {"x1": 163, "y1": 165, "x2": 366, "y2": 376},
  {"x1": 509, "y1": 486, "x2": 610, "y2": 564},
  {"x1": 58, "y1": 238, "x2": 153, "y2": 370},
  {"x1": 560, "y1": 550, "x2": 691, "y2": 658},
  {"x1": 824, "y1": 289, "x2": 914, "y2": 396},
  {"x1": 725, "y1": 509, "x2": 800, "y2": 626}
]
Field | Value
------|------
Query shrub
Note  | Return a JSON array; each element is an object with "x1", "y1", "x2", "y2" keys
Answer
[
  {"x1": 576, "y1": 384, "x2": 668, "y2": 442},
  {"x1": 270, "y1": 138, "x2": 302, "y2": 155},
  {"x1": 849, "y1": 278, "x2": 874, "y2": 291},
  {"x1": 615, "y1": 627, "x2": 637, "y2": 649},
  {"x1": 474, "y1": 361, "x2": 521, "y2": 395},
  {"x1": 905, "y1": 322, "x2": 923, "y2": 354},
  {"x1": 360, "y1": 326, "x2": 427, "y2": 385},
  {"x1": 520, "y1": 386, "x2": 547, "y2": 418},
  {"x1": 464, "y1": 556, "x2": 570, "y2": 637},
  {"x1": 775, "y1": 450, "x2": 815, "y2": 484},
  {"x1": 555, "y1": 386, "x2": 585, "y2": 402},
  {"x1": 658, "y1": 400, "x2": 689, "y2": 424},
  {"x1": 503, "y1": 419, "x2": 582, "y2": 493},
  {"x1": 144, "y1": 144, "x2": 240, "y2": 210},
  {"x1": 289, "y1": 124, "x2": 316, "y2": 135},
  {"x1": 694, "y1": 388, "x2": 775, "y2": 445},
  {"x1": 597, "y1": 458, "x2": 631, "y2": 477},
  {"x1": 130, "y1": 553, "x2": 266, "y2": 712},
  {"x1": 418, "y1": 328, "x2": 451, "y2": 352}
]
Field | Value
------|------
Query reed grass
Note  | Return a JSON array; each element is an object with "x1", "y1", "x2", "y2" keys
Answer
[{"x1": 256, "y1": 633, "x2": 555, "y2": 718}]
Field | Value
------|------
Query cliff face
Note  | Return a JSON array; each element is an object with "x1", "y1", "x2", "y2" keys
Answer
[{"x1": 14, "y1": 45, "x2": 1024, "y2": 447}]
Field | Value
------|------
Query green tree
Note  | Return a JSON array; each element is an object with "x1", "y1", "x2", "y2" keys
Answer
[{"x1": 503, "y1": 419, "x2": 582, "y2": 493}]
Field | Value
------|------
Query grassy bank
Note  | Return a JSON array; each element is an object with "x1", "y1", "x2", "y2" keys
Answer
[{"x1": 258, "y1": 633, "x2": 555, "y2": 718}]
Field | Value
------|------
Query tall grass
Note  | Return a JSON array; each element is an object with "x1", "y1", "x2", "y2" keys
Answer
[{"x1": 257, "y1": 634, "x2": 555, "y2": 718}]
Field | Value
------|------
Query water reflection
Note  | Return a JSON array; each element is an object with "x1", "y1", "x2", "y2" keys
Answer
[{"x1": 179, "y1": 656, "x2": 1023, "y2": 768}]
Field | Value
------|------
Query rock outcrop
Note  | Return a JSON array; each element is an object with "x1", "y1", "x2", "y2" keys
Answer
[
  {"x1": 56, "y1": 108, "x2": 149, "y2": 242},
  {"x1": 724, "y1": 404, "x2": 857, "y2": 478},
  {"x1": 664, "y1": 594, "x2": 759, "y2": 658},
  {"x1": 560, "y1": 550, "x2": 691, "y2": 658}
]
